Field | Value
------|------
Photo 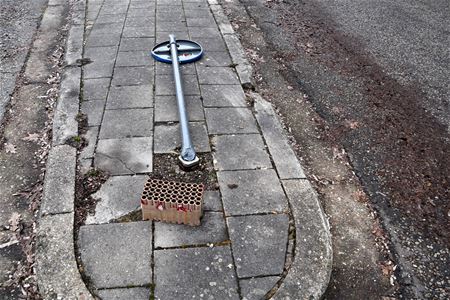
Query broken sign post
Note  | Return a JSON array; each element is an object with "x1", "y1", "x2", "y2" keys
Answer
[{"x1": 151, "y1": 35, "x2": 203, "y2": 169}]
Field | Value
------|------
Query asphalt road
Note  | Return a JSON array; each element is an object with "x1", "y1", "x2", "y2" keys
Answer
[
  {"x1": 221, "y1": 0, "x2": 449, "y2": 298},
  {"x1": 0, "y1": 0, "x2": 47, "y2": 124}
]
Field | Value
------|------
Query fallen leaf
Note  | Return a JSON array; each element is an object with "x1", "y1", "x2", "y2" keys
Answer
[
  {"x1": 4, "y1": 143, "x2": 17, "y2": 154},
  {"x1": 9, "y1": 213, "x2": 21, "y2": 232},
  {"x1": 22, "y1": 133, "x2": 40, "y2": 142}
]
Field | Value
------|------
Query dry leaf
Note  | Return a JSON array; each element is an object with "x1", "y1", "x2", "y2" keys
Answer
[
  {"x1": 22, "y1": 133, "x2": 40, "y2": 142},
  {"x1": 9, "y1": 212, "x2": 21, "y2": 232},
  {"x1": 4, "y1": 143, "x2": 17, "y2": 154}
]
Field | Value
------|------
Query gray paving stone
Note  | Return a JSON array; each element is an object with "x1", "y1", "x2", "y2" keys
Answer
[
  {"x1": 119, "y1": 37, "x2": 155, "y2": 51},
  {"x1": 183, "y1": 2, "x2": 208, "y2": 10},
  {"x1": 85, "y1": 33, "x2": 121, "y2": 47},
  {"x1": 79, "y1": 158, "x2": 93, "y2": 175},
  {"x1": 90, "y1": 23, "x2": 123, "y2": 35},
  {"x1": 36, "y1": 213, "x2": 93, "y2": 299},
  {"x1": 212, "y1": 134, "x2": 272, "y2": 171},
  {"x1": 203, "y1": 190, "x2": 222, "y2": 211},
  {"x1": 205, "y1": 107, "x2": 258, "y2": 134},
  {"x1": 81, "y1": 100, "x2": 105, "y2": 126},
  {"x1": 125, "y1": 16, "x2": 155, "y2": 28},
  {"x1": 156, "y1": 61, "x2": 196, "y2": 75},
  {"x1": 156, "y1": 12, "x2": 184, "y2": 23},
  {"x1": 197, "y1": 66, "x2": 240, "y2": 85},
  {"x1": 80, "y1": 126, "x2": 99, "y2": 159},
  {"x1": 155, "y1": 95, "x2": 204, "y2": 122},
  {"x1": 86, "y1": 175, "x2": 148, "y2": 224},
  {"x1": 100, "y1": 5, "x2": 128, "y2": 15},
  {"x1": 255, "y1": 99, "x2": 306, "y2": 179},
  {"x1": 186, "y1": 17, "x2": 216, "y2": 28},
  {"x1": 197, "y1": 51, "x2": 232, "y2": 67},
  {"x1": 156, "y1": 21, "x2": 188, "y2": 32},
  {"x1": 123, "y1": 26, "x2": 155, "y2": 38},
  {"x1": 84, "y1": 45, "x2": 118, "y2": 61},
  {"x1": 95, "y1": 13, "x2": 126, "y2": 24},
  {"x1": 99, "y1": 108, "x2": 153, "y2": 139},
  {"x1": 240, "y1": 276, "x2": 280, "y2": 300},
  {"x1": 128, "y1": 8, "x2": 155, "y2": 17},
  {"x1": 112, "y1": 66, "x2": 153, "y2": 86},
  {"x1": 184, "y1": 8, "x2": 213, "y2": 18},
  {"x1": 156, "y1": 31, "x2": 189, "y2": 43},
  {"x1": 97, "y1": 287, "x2": 151, "y2": 300},
  {"x1": 155, "y1": 74, "x2": 199, "y2": 95},
  {"x1": 154, "y1": 122, "x2": 210, "y2": 153},
  {"x1": 200, "y1": 85, "x2": 246, "y2": 107},
  {"x1": 83, "y1": 61, "x2": 115, "y2": 78},
  {"x1": 273, "y1": 180, "x2": 332, "y2": 300},
  {"x1": 41, "y1": 145, "x2": 76, "y2": 215},
  {"x1": 155, "y1": 212, "x2": 227, "y2": 248},
  {"x1": 218, "y1": 169, "x2": 288, "y2": 215},
  {"x1": 95, "y1": 137, "x2": 153, "y2": 175},
  {"x1": 116, "y1": 50, "x2": 154, "y2": 66},
  {"x1": 189, "y1": 27, "x2": 222, "y2": 38},
  {"x1": 154, "y1": 246, "x2": 239, "y2": 300},
  {"x1": 83, "y1": 78, "x2": 110, "y2": 100},
  {"x1": 78, "y1": 222, "x2": 152, "y2": 288},
  {"x1": 193, "y1": 38, "x2": 226, "y2": 52},
  {"x1": 157, "y1": 0, "x2": 182, "y2": 6},
  {"x1": 227, "y1": 214, "x2": 288, "y2": 278},
  {"x1": 129, "y1": 1, "x2": 155, "y2": 9},
  {"x1": 107, "y1": 85, "x2": 153, "y2": 109}
]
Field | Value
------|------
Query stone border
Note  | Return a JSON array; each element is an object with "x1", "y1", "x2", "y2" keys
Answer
[
  {"x1": 36, "y1": 0, "x2": 94, "y2": 299},
  {"x1": 208, "y1": 0, "x2": 254, "y2": 89},
  {"x1": 208, "y1": 1, "x2": 333, "y2": 297}
]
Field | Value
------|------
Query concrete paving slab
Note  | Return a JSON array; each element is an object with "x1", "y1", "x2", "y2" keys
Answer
[
  {"x1": 95, "y1": 14, "x2": 126, "y2": 24},
  {"x1": 218, "y1": 169, "x2": 288, "y2": 215},
  {"x1": 112, "y1": 66, "x2": 153, "y2": 86},
  {"x1": 155, "y1": 212, "x2": 227, "y2": 248},
  {"x1": 107, "y1": 85, "x2": 153, "y2": 109},
  {"x1": 227, "y1": 214, "x2": 289, "y2": 278},
  {"x1": 197, "y1": 51, "x2": 232, "y2": 67},
  {"x1": 156, "y1": 21, "x2": 188, "y2": 33},
  {"x1": 116, "y1": 50, "x2": 154, "y2": 67},
  {"x1": 240, "y1": 276, "x2": 280, "y2": 300},
  {"x1": 155, "y1": 95, "x2": 204, "y2": 122},
  {"x1": 99, "y1": 108, "x2": 153, "y2": 139},
  {"x1": 205, "y1": 107, "x2": 258, "y2": 134},
  {"x1": 125, "y1": 17, "x2": 155, "y2": 28},
  {"x1": 97, "y1": 287, "x2": 151, "y2": 300},
  {"x1": 211, "y1": 134, "x2": 272, "y2": 171},
  {"x1": 154, "y1": 122, "x2": 210, "y2": 153},
  {"x1": 192, "y1": 37, "x2": 226, "y2": 52},
  {"x1": 156, "y1": 61, "x2": 196, "y2": 75},
  {"x1": 95, "y1": 137, "x2": 153, "y2": 175},
  {"x1": 200, "y1": 85, "x2": 246, "y2": 107},
  {"x1": 155, "y1": 74, "x2": 200, "y2": 95},
  {"x1": 154, "y1": 246, "x2": 239, "y2": 299},
  {"x1": 83, "y1": 78, "x2": 110, "y2": 100},
  {"x1": 78, "y1": 222, "x2": 152, "y2": 289},
  {"x1": 197, "y1": 66, "x2": 240, "y2": 85},
  {"x1": 203, "y1": 190, "x2": 223, "y2": 211},
  {"x1": 123, "y1": 26, "x2": 155, "y2": 38},
  {"x1": 119, "y1": 37, "x2": 155, "y2": 52},
  {"x1": 189, "y1": 27, "x2": 222, "y2": 39},
  {"x1": 85, "y1": 33, "x2": 121, "y2": 47},
  {"x1": 81, "y1": 100, "x2": 105, "y2": 126},
  {"x1": 86, "y1": 175, "x2": 148, "y2": 224}
]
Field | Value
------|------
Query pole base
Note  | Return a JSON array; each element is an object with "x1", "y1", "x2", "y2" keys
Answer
[{"x1": 178, "y1": 155, "x2": 200, "y2": 171}]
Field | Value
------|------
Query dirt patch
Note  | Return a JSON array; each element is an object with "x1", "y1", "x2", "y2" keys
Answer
[
  {"x1": 74, "y1": 169, "x2": 109, "y2": 229},
  {"x1": 151, "y1": 153, "x2": 218, "y2": 191}
]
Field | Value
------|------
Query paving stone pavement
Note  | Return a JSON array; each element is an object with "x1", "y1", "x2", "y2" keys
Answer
[{"x1": 62, "y1": 0, "x2": 330, "y2": 299}]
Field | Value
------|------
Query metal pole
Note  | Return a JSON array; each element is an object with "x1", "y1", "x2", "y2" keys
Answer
[{"x1": 169, "y1": 35, "x2": 199, "y2": 168}]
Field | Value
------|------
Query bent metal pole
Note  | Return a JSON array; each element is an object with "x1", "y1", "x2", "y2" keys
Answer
[{"x1": 169, "y1": 35, "x2": 199, "y2": 168}]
